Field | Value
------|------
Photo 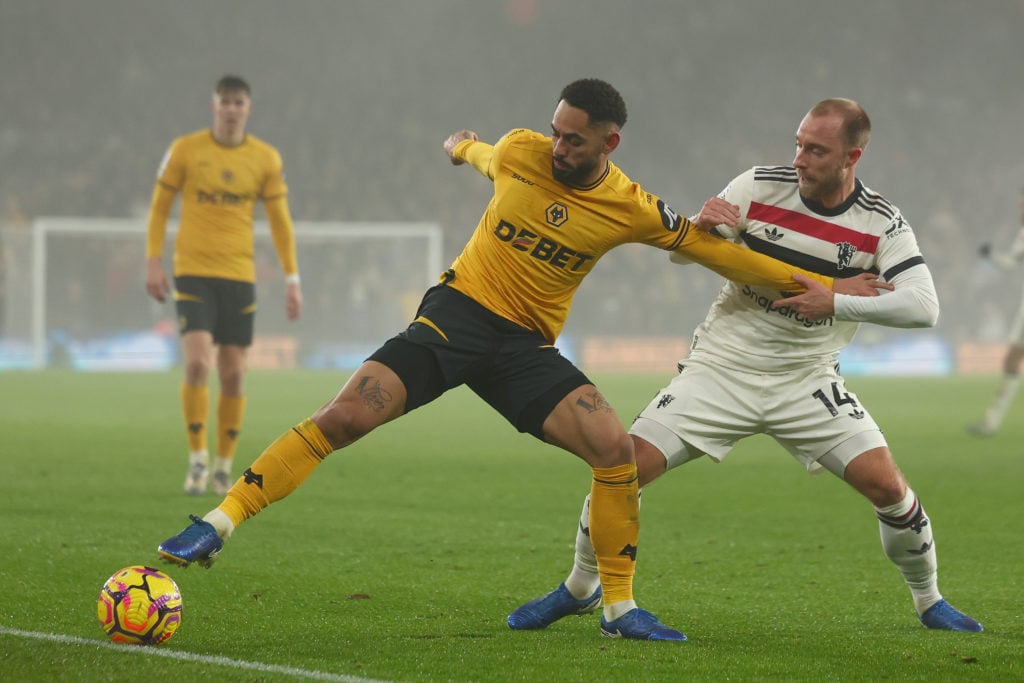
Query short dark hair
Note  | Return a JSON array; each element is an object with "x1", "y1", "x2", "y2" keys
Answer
[
  {"x1": 810, "y1": 98, "x2": 871, "y2": 149},
  {"x1": 559, "y1": 78, "x2": 627, "y2": 129},
  {"x1": 216, "y1": 74, "x2": 251, "y2": 96}
]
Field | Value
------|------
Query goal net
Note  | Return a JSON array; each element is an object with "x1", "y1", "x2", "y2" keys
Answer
[{"x1": 19, "y1": 217, "x2": 442, "y2": 370}]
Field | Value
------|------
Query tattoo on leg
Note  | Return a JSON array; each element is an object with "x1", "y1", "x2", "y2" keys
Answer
[
  {"x1": 576, "y1": 391, "x2": 612, "y2": 414},
  {"x1": 356, "y1": 376, "x2": 393, "y2": 412}
]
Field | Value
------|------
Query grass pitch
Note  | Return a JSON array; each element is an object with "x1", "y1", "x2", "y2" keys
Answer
[{"x1": 0, "y1": 370, "x2": 1020, "y2": 682}]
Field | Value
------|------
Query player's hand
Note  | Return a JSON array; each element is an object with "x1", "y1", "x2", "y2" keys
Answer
[
  {"x1": 831, "y1": 272, "x2": 893, "y2": 297},
  {"x1": 285, "y1": 282, "x2": 303, "y2": 321},
  {"x1": 772, "y1": 274, "x2": 836, "y2": 321},
  {"x1": 979, "y1": 243, "x2": 991, "y2": 259},
  {"x1": 443, "y1": 130, "x2": 478, "y2": 165},
  {"x1": 145, "y1": 258, "x2": 169, "y2": 303},
  {"x1": 773, "y1": 273, "x2": 893, "y2": 322},
  {"x1": 691, "y1": 196, "x2": 740, "y2": 233}
]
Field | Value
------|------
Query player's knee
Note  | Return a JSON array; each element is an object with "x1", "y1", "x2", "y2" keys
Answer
[
  {"x1": 633, "y1": 436, "x2": 668, "y2": 487},
  {"x1": 216, "y1": 369, "x2": 242, "y2": 393},
  {"x1": 845, "y1": 447, "x2": 906, "y2": 506},
  {"x1": 183, "y1": 357, "x2": 211, "y2": 384},
  {"x1": 586, "y1": 429, "x2": 634, "y2": 469},
  {"x1": 868, "y1": 479, "x2": 907, "y2": 508},
  {"x1": 311, "y1": 396, "x2": 395, "y2": 449},
  {"x1": 312, "y1": 409, "x2": 362, "y2": 448},
  {"x1": 854, "y1": 468, "x2": 906, "y2": 508}
]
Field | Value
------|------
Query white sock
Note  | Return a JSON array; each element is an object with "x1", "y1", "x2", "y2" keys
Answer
[
  {"x1": 875, "y1": 488, "x2": 941, "y2": 614},
  {"x1": 563, "y1": 494, "x2": 601, "y2": 599},
  {"x1": 189, "y1": 450, "x2": 209, "y2": 467},
  {"x1": 603, "y1": 599, "x2": 638, "y2": 622},
  {"x1": 213, "y1": 455, "x2": 233, "y2": 475},
  {"x1": 202, "y1": 508, "x2": 235, "y2": 540}
]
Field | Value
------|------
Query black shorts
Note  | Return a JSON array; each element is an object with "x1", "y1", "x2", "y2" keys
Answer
[
  {"x1": 368, "y1": 283, "x2": 590, "y2": 440},
  {"x1": 174, "y1": 276, "x2": 256, "y2": 347}
]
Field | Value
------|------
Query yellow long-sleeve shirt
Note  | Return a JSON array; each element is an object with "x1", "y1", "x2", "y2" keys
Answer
[
  {"x1": 146, "y1": 129, "x2": 298, "y2": 283},
  {"x1": 448, "y1": 129, "x2": 833, "y2": 343}
]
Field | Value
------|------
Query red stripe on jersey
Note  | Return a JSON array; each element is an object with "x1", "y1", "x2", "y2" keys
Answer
[{"x1": 748, "y1": 201, "x2": 880, "y2": 253}]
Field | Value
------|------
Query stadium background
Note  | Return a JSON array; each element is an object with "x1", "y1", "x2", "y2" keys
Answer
[{"x1": 1, "y1": 0, "x2": 1022, "y2": 374}]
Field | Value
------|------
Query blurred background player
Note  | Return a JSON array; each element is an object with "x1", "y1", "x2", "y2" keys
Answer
[
  {"x1": 145, "y1": 74, "x2": 303, "y2": 495},
  {"x1": 967, "y1": 187, "x2": 1024, "y2": 437}
]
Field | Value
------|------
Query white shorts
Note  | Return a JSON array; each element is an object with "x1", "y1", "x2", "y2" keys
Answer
[{"x1": 629, "y1": 356, "x2": 887, "y2": 474}]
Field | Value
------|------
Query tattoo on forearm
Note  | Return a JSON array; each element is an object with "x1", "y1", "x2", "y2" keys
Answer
[
  {"x1": 356, "y1": 376, "x2": 392, "y2": 412},
  {"x1": 576, "y1": 391, "x2": 612, "y2": 414}
]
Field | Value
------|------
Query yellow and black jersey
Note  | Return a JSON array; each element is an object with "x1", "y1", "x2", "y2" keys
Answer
[
  {"x1": 449, "y1": 129, "x2": 833, "y2": 342},
  {"x1": 145, "y1": 129, "x2": 298, "y2": 283}
]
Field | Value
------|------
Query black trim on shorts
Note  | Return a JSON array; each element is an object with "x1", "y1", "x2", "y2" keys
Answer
[
  {"x1": 366, "y1": 337, "x2": 446, "y2": 413},
  {"x1": 517, "y1": 372, "x2": 591, "y2": 441}
]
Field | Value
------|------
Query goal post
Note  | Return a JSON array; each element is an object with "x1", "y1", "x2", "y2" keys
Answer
[{"x1": 29, "y1": 217, "x2": 443, "y2": 369}]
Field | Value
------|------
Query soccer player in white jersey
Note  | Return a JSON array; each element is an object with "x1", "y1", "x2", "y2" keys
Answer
[
  {"x1": 509, "y1": 98, "x2": 983, "y2": 633},
  {"x1": 967, "y1": 187, "x2": 1024, "y2": 437}
]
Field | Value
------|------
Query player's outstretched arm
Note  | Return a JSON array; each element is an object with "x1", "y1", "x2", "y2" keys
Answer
[
  {"x1": 444, "y1": 130, "x2": 494, "y2": 179},
  {"x1": 443, "y1": 130, "x2": 478, "y2": 164},
  {"x1": 677, "y1": 229, "x2": 836, "y2": 292}
]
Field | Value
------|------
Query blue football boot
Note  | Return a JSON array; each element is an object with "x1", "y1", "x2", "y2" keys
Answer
[
  {"x1": 157, "y1": 514, "x2": 223, "y2": 569},
  {"x1": 600, "y1": 608, "x2": 687, "y2": 641},
  {"x1": 919, "y1": 600, "x2": 983, "y2": 632},
  {"x1": 508, "y1": 583, "x2": 602, "y2": 630}
]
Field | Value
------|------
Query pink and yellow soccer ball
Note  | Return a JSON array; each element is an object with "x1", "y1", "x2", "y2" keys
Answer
[{"x1": 97, "y1": 565, "x2": 182, "y2": 645}]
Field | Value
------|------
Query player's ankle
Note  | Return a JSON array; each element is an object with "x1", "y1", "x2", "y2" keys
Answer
[
  {"x1": 603, "y1": 599, "x2": 638, "y2": 621},
  {"x1": 202, "y1": 508, "x2": 235, "y2": 540},
  {"x1": 565, "y1": 569, "x2": 600, "y2": 599}
]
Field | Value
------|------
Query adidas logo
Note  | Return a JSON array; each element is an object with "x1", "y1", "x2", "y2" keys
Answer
[
  {"x1": 908, "y1": 540, "x2": 934, "y2": 555},
  {"x1": 765, "y1": 226, "x2": 783, "y2": 241}
]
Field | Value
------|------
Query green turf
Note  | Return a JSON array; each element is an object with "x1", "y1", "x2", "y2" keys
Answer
[{"x1": 0, "y1": 370, "x2": 1020, "y2": 682}]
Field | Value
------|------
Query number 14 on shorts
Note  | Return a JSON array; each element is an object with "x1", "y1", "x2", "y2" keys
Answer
[{"x1": 812, "y1": 382, "x2": 865, "y2": 419}]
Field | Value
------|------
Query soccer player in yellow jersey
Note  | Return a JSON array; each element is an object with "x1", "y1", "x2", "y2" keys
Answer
[
  {"x1": 157, "y1": 79, "x2": 883, "y2": 641},
  {"x1": 145, "y1": 75, "x2": 303, "y2": 497}
]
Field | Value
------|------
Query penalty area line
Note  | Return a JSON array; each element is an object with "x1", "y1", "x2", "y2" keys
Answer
[{"x1": 0, "y1": 626, "x2": 390, "y2": 683}]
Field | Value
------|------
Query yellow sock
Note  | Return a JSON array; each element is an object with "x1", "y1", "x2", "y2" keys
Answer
[
  {"x1": 218, "y1": 418, "x2": 334, "y2": 528},
  {"x1": 181, "y1": 384, "x2": 209, "y2": 453},
  {"x1": 216, "y1": 394, "x2": 247, "y2": 460},
  {"x1": 589, "y1": 463, "x2": 639, "y2": 606}
]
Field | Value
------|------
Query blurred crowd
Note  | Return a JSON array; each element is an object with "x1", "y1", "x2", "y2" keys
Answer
[{"x1": 1, "y1": 1, "x2": 1022, "y2": 345}]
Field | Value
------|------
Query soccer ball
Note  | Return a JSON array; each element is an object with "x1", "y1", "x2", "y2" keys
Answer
[{"x1": 97, "y1": 565, "x2": 183, "y2": 645}]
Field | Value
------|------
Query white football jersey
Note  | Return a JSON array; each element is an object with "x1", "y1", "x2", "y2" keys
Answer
[{"x1": 688, "y1": 166, "x2": 929, "y2": 372}]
